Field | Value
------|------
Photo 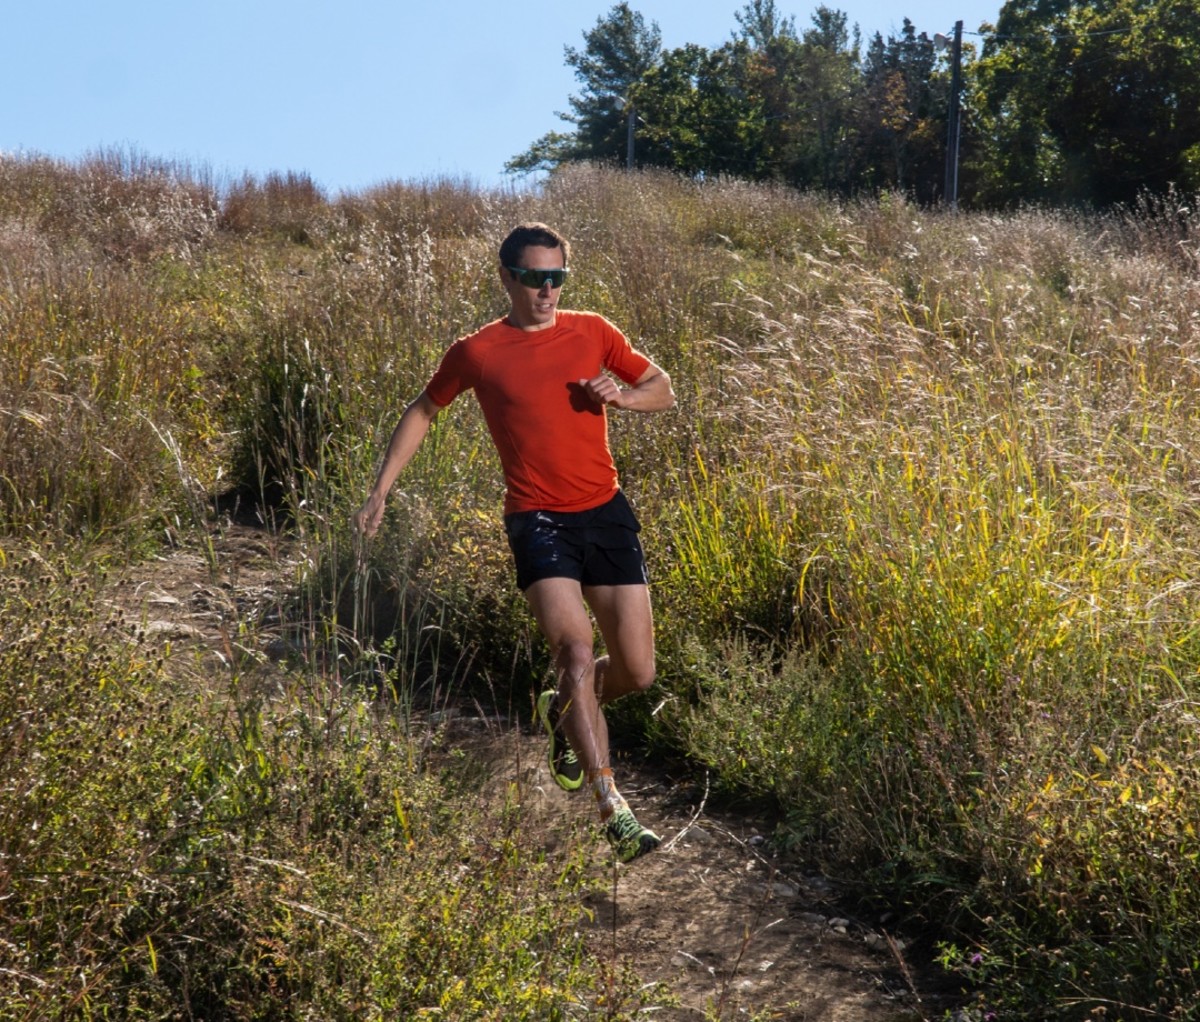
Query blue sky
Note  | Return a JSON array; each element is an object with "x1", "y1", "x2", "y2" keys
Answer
[{"x1": 4, "y1": 1, "x2": 998, "y2": 195}]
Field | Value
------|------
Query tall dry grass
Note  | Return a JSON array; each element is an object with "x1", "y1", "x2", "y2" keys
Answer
[
  {"x1": 650, "y1": 188, "x2": 1200, "y2": 1017},
  {"x1": 3, "y1": 151, "x2": 1200, "y2": 1016}
]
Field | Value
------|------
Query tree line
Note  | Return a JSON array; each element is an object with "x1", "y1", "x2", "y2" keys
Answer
[{"x1": 507, "y1": 0, "x2": 1200, "y2": 209}]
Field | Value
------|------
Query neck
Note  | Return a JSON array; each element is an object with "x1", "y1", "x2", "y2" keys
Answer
[{"x1": 506, "y1": 309, "x2": 557, "y2": 332}]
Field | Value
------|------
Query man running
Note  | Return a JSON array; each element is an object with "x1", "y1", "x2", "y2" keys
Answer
[{"x1": 353, "y1": 222, "x2": 674, "y2": 862}]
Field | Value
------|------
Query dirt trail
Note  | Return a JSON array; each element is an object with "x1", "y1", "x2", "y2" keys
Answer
[{"x1": 112, "y1": 522, "x2": 956, "y2": 1021}]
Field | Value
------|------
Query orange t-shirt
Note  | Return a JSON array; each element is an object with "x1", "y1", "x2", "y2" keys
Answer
[{"x1": 424, "y1": 310, "x2": 652, "y2": 514}]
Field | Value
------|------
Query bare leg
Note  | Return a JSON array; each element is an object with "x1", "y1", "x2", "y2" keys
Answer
[
  {"x1": 523, "y1": 579, "x2": 656, "y2": 778},
  {"x1": 585, "y1": 582, "x2": 656, "y2": 708},
  {"x1": 524, "y1": 577, "x2": 606, "y2": 774},
  {"x1": 524, "y1": 577, "x2": 662, "y2": 860}
]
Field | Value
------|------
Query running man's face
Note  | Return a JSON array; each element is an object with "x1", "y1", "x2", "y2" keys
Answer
[{"x1": 501, "y1": 244, "x2": 565, "y2": 331}]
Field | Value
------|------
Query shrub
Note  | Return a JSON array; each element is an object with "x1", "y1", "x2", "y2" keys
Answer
[{"x1": 0, "y1": 544, "x2": 619, "y2": 1020}]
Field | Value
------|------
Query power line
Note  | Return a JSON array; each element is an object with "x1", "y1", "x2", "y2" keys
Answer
[{"x1": 966, "y1": 25, "x2": 1135, "y2": 42}]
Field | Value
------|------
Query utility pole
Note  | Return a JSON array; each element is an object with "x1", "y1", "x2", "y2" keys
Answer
[
  {"x1": 614, "y1": 95, "x2": 636, "y2": 170},
  {"x1": 942, "y1": 19, "x2": 964, "y2": 209},
  {"x1": 625, "y1": 102, "x2": 636, "y2": 170}
]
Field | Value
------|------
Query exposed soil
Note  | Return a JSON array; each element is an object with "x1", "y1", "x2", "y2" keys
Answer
[{"x1": 108, "y1": 520, "x2": 962, "y2": 1021}]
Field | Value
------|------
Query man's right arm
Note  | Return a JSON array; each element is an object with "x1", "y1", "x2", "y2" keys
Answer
[{"x1": 352, "y1": 390, "x2": 442, "y2": 538}]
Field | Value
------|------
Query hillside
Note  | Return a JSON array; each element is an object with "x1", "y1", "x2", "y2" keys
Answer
[{"x1": 3, "y1": 154, "x2": 1200, "y2": 1017}]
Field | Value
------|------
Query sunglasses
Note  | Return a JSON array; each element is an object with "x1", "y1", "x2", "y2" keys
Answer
[{"x1": 506, "y1": 265, "x2": 568, "y2": 289}]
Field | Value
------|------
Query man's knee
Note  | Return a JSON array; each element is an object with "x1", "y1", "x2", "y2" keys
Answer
[
  {"x1": 555, "y1": 638, "x2": 595, "y2": 692},
  {"x1": 625, "y1": 661, "x2": 656, "y2": 694},
  {"x1": 605, "y1": 656, "x2": 655, "y2": 699}
]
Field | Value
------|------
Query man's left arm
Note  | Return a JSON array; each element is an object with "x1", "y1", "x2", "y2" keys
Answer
[{"x1": 578, "y1": 362, "x2": 675, "y2": 412}]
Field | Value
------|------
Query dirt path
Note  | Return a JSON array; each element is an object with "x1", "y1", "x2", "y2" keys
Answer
[
  {"x1": 111, "y1": 522, "x2": 956, "y2": 1021},
  {"x1": 502, "y1": 728, "x2": 939, "y2": 1021}
]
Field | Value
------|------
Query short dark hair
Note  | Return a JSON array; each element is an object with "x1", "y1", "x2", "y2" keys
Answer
[{"x1": 498, "y1": 222, "x2": 570, "y2": 268}]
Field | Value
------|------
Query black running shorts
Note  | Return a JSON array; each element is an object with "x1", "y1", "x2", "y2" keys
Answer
[{"x1": 504, "y1": 490, "x2": 649, "y2": 591}]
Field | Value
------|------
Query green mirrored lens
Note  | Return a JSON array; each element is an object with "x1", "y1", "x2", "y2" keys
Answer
[{"x1": 508, "y1": 267, "x2": 567, "y2": 288}]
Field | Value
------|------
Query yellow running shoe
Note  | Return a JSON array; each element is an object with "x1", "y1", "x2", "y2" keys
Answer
[
  {"x1": 536, "y1": 689, "x2": 583, "y2": 792},
  {"x1": 604, "y1": 807, "x2": 661, "y2": 863}
]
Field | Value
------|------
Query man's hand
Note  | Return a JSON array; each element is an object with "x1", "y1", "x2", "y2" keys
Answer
[
  {"x1": 351, "y1": 392, "x2": 441, "y2": 541},
  {"x1": 578, "y1": 365, "x2": 674, "y2": 413},
  {"x1": 352, "y1": 494, "x2": 386, "y2": 539},
  {"x1": 577, "y1": 374, "x2": 626, "y2": 408}
]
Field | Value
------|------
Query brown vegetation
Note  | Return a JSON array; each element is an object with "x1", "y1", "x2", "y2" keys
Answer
[{"x1": 3, "y1": 152, "x2": 1200, "y2": 1018}]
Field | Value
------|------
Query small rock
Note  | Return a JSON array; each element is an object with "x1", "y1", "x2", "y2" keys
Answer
[
  {"x1": 685, "y1": 827, "x2": 715, "y2": 844},
  {"x1": 806, "y1": 875, "x2": 837, "y2": 896}
]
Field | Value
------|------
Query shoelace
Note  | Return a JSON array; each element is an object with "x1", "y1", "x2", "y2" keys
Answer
[{"x1": 607, "y1": 810, "x2": 641, "y2": 839}]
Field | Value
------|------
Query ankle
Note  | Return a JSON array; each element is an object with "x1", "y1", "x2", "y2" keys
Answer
[{"x1": 589, "y1": 768, "x2": 628, "y2": 821}]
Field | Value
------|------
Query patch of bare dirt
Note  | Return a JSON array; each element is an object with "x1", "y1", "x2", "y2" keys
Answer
[{"x1": 110, "y1": 522, "x2": 959, "y2": 1022}]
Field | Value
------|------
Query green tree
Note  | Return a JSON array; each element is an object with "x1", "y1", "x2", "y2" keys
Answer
[
  {"x1": 727, "y1": 4, "x2": 863, "y2": 192},
  {"x1": 856, "y1": 20, "x2": 948, "y2": 201},
  {"x1": 632, "y1": 42, "x2": 772, "y2": 179},
  {"x1": 973, "y1": 0, "x2": 1200, "y2": 206},
  {"x1": 506, "y1": 3, "x2": 662, "y2": 173},
  {"x1": 790, "y1": 7, "x2": 862, "y2": 192},
  {"x1": 735, "y1": 0, "x2": 797, "y2": 47},
  {"x1": 730, "y1": 0, "x2": 802, "y2": 183}
]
